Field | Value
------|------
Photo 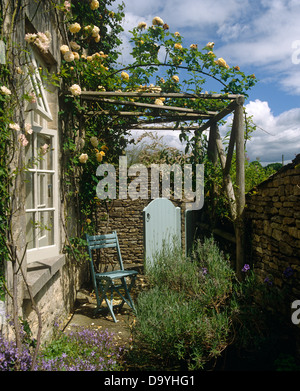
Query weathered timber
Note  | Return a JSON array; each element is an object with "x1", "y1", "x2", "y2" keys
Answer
[
  {"x1": 234, "y1": 103, "x2": 245, "y2": 280},
  {"x1": 197, "y1": 96, "x2": 244, "y2": 133},
  {"x1": 85, "y1": 110, "x2": 213, "y2": 119},
  {"x1": 82, "y1": 95, "x2": 218, "y2": 116},
  {"x1": 214, "y1": 125, "x2": 237, "y2": 220},
  {"x1": 80, "y1": 91, "x2": 240, "y2": 99}
]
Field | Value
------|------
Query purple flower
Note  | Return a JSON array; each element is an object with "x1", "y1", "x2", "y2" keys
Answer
[
  {"x1": 202, "y1": 267, "x2": 208, "y2": 275},
  {"x1": 264, "y1": 277, "x2": 273, "y2": 286},
  {"x1": 283, "y1": 267, "x2": 294, "y2": 279},
  {"x1": 242, "y1": 264, "x2": 250, "y2": 272}
]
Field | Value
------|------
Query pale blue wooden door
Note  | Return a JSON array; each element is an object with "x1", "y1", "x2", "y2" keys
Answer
[{"x1": 143, "y1": 198, "x2": 181, "y2": 268}]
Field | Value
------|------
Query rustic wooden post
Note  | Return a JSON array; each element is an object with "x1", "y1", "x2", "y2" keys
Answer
[
  {"x1": 234, "y1": 97, "x2": 245, "y2": 280},
  {"x1": 208, "y1": 123, "x2": 218, "y2": 165},
  {"x1": 215, "y1": 125, "x2": 237, "y2": 220},
  {"x1": 207, "y1": 123, "x2": 218, "y2": 222}
]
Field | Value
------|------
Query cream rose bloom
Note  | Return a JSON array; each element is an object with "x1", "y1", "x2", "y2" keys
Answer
[
  {"x1": 174, "y1": 43, "x2": 183, "y2": 50},
  {"x1": 64, "y1": 51, "x2": 75, "y2": 62},
  {"x1": 137, "y1": 22, "x2": 147, "y2": 30},
  {"x1": 91, "y1": 26, "x2": 100, "y2": 37},
  {"x1": 215, "y1": 57, "x2": 229, "y2": 69},
  {"x1": 69, "y1": 84, "x2": 82, "y2": 96},
  {"x1": 9, "y1": 123, "x2": 20, "y2": 131},
  {"x1": 18, "y1": 134, "x2": 29, "y2": 147},
  {"x1": 121, "y1": 71, "x2": 129, "y2": 81},
  {"x1": 206, "y1": 42, "x2": 215, "y2": 49},
  {"x1": 70, "y1": 41, "x2": 81, "y2": 51},
  {"x1": 25, "y1": 123, "x2": 33, "y2": 134},
  {"x1": 90, "y1": 137, "x2": 99, "y2": 147},
  {"x1": 172, "y1": 75, "x2": 179, "y2": 83},
  {"x1": 69, "y1": 23, "x2": 81, "y2": 34},
  {"x1": 154, "y1": 98, "x2": 164, "y2": 106},
  {"x1": 90, "y1": 0, "x2": 99, "y2": 10},
  {"x1": 0, "y1": 86, "x2": 11, "y2": 95},
  {"x1": 152, "y1": 16, "x2": 164, "y2": 26},
  {"x1": 60, "y1": 45, "x2": 70, "y2": 54},
  {"x1": 79, "y1": 153, "x2": 88, "y2": 163}
]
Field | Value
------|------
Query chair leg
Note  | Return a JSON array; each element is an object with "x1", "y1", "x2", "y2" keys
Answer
[
  {"x1": 96, "y1": 280, "x2": 118, "y2": 322},
  {"x1": 107, "y1": 287, "x2": 117, "y2": 323},
  {"x1": 95, "y1": 276, "x2": 137, "y2": 323},
  {"x1": 122, "y1": 276, "x2": 137, "y2": 312}
]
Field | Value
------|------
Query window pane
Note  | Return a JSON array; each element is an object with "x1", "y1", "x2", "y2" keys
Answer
[
  {"x1": 37, "y1": 134, "x2": 53, "y2": 170},
  {"x1": 38, "y1": 211, "x2": 54, "y2": 247},
  {"x1": 37, "y1": 173, "x2": 53, "y2": 208},
  {"x1": 38, "y1": 173, "x2": 45, "y2": 207},
  {"x1": 26, "y1": 212, "x2": 36, "y2": 250},
  {"x1": 47, "y1": 174, "x2": 53, "y2": 208}
]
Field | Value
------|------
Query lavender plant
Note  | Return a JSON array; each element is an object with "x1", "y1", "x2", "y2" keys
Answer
[
  {"x1": 0, "y1": 326, "x2": 125, "y2": 371},
  {"x1": 35, "y1": 327, "x2": 124, "y2": 371},
  {"x1": 0, "y1": 334, "x2": 32, "y2": 371}
]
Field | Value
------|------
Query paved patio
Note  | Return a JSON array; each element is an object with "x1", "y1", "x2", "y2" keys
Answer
[{"x1": 63, "y1": 270, "x2": 149, "y2": 348}]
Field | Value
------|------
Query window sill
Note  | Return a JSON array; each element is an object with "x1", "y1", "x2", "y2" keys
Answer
[{"x1": 24, "y1": 254, "x2": 65, "y2": 299}]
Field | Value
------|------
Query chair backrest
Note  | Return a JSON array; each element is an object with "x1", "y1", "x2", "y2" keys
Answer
[{"x1": 86, "y1": 231, "x2": 124, "y2": 272}]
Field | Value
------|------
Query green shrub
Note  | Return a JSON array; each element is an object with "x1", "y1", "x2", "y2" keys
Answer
[{"x1": 130, "y1": 237, "x2": 236, "y2": 370}]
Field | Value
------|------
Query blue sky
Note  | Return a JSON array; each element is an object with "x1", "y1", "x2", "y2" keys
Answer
[{"x1": 113, "y1": 0, "x2": 300, "y2": 164}]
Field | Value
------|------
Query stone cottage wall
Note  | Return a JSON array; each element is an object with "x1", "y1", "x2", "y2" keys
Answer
[
  {"x1": 245, "y1": 154, "x2": 300, "y2": 300},
  {"x1": 1, "y1": 1, "x2": 86, "y2": 344}
]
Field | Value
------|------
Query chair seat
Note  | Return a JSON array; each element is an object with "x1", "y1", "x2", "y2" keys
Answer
[{"x1": 96, "y1": 269, "x2": 138, "y2": 281}]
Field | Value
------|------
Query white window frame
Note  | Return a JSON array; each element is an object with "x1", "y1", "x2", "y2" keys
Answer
[
  {"x1": 25, "y1": 50, "x2": 59, "y2": 263},
  {"x1": 26, "y1": 49, "x2": 53, "y2": 122},
  {"x1": 26, "y1": 126, "x2": 59, "y2": 263}
]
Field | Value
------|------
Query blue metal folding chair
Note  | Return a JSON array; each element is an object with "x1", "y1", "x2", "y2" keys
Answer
[{"x1": 86, "y1": 231, "x2": 138, "y2": 322}]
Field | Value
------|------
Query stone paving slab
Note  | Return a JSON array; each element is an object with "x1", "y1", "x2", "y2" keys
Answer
[{"x1": 63, "y1": 289, "x2": 136, "y2": 348}]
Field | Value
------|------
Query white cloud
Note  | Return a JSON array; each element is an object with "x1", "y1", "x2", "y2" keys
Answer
[
  {"x1": 114, "y1": 1, "x2": 300, "y2": 164},
  {"x1": 243, "y1": 99, "x2": 300, "y2": 163},
  {"x1": 114, "y1": 0, "x2": 300, "y2": 95}
]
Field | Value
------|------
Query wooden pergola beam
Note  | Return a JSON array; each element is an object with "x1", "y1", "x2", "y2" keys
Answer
[
  {"x1": 197, "y1": 96, "x2": 244, "y2": 133},
  {"x1": 85, "y1": 110, "x2": 213, "y2": 120},
  {"x1": 82, "y1": 95, "x2": 218, "y2": 116},
  {"x1": 130, "y1": 125, "x2": 201, "y2": 131},
  {"x1": 80, "y1": 91, "x2": 240, "y2": 100}
]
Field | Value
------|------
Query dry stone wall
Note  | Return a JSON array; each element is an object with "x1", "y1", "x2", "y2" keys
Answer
[{"x1": 245, "y1": 154, "x2": 300, "y2": 299}]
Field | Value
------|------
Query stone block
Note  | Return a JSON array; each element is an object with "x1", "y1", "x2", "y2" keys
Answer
[
  {"x1": 279, "y1": 241, "x2": 293, "y2": 256},
  {"x1": 272, "y1": 229, "x2": 282, "y2": 241}
]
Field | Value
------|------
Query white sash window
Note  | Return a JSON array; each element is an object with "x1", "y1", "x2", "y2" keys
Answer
[{"x1": 25, "y1": 50, "x2": 59, "y2": 263}]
